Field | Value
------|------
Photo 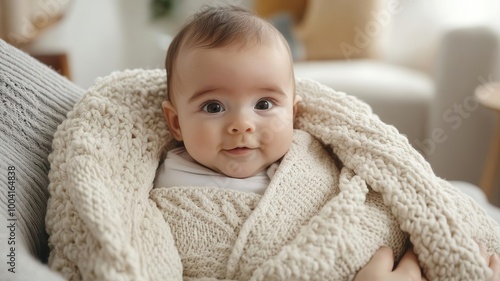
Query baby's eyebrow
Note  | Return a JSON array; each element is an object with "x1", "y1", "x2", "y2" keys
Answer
[
  {"x1": 187, "y1": 86, "x2": 287, "y2": 103},
  {"x1": 259, "y1": 87, "x2": 286, "y2": 96},
  {"x1": 188, "y1": 88, "x2": 218, "y2": 103}
]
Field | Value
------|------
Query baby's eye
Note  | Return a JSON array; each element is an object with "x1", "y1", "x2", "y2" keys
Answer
[
  {"x1": 255, "y1": 99, "x2": 274, "y2": 110},
  {"x1": 202, "y1": 102, "x2": 225, "y2": 113}
]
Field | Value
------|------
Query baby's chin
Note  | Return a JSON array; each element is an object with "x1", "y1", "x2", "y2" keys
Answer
[
  {"x1": 217, "y1": 164, "x2": 268, "y2": 179},
  {"x1": 220, "y1": 167, "x2": 264, "y2": 179}
]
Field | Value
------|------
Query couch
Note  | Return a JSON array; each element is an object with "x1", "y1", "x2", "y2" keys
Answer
[
  {"x1": 293, "y1": 25, "x2": 499, "y2": 187},
  {"x1": 258, "y1": 0, "x2": 499, "y2": 186},
  {"x1": 1, "y1": 35, "x2": 500, "y2": 280},
  {"x1": 0, "y1": 39, "x2": 80, "y2": 281}
]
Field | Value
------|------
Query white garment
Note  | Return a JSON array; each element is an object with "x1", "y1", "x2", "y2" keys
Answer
[{"x1": 154, "y1": 147, "x2": 278, "y2": 195}]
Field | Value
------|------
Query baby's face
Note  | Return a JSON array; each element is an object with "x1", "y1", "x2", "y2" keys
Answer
[{"x1": 163, "y1": 43, "x2": 299, "y2": 178}]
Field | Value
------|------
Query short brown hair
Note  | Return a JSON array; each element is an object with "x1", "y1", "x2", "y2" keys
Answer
[{"x1": 165, "y1": 5, "x2": 292, "y2": 101}]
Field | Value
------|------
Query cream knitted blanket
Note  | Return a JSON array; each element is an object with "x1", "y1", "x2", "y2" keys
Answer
[{"x1": 46, "y1": 69, "x2": 500, "y2": 281}]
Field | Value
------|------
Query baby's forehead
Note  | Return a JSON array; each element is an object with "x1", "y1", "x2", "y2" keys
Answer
[
  {"x1": 170, "y1": 41, "x2": 295, "y2": 95},
  {"x1": 172, "y1": 44, "x2": 294, "y2": 86},
  {"x1": 176, "y1": 33, "x2": 292, "y2": 65}
]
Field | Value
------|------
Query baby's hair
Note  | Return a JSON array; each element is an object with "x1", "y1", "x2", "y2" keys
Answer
[{"x1": 165, "y1": 5, "x2": 293, "y2": 101}]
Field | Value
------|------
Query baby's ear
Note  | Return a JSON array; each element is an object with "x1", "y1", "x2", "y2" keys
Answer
[
  {"x1": 293, "y1": 95, "x2": 303, "y2": 118},
  {"x1": 162, "y1": 101, "x2": 183, "y2": 141}
]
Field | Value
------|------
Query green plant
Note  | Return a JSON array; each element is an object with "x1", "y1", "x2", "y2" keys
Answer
[{"x1": 151, "y1": 0, "x2": 174, "y2": 19}]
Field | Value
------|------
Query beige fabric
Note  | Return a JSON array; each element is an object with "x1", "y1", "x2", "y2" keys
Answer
[
  {"x1": 152, "y1": 187, "x2": 261, "y2": 279},
  {"x1": 151, "y1": 130, "x2": 406, "y2": 280},
  {"x1": 295, "y1": 0, "x2": 380, "y2": 60},
  {"x1": 0, "y1": 0, "x2": 71, "y2": 46},
  {"x1": 46, "y1": 69, "x2": 500, "y2": 280},
  {"x1": 253, "y1": 0, "x2": 308, "y2": 23}
]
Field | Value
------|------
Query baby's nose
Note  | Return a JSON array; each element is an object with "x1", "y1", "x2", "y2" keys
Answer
[{"x1": 228, "y1": 116, "x2": 255, "y2": 134}]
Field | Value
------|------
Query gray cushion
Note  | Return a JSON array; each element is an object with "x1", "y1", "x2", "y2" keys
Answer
[{"x1": 0, "y1": 39, "x2": 84, "y2": 280}]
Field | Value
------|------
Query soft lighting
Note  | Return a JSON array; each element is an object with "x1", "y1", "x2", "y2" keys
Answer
[{"x1": 435, "y1": 0, "x2": 491, "y2": 27}]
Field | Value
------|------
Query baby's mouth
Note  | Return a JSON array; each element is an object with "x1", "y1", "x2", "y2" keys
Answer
[{"x1": 224, "y1": 147, "x2": 255, "y2": 155}]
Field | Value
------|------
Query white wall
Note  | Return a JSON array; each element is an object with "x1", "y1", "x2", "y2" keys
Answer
[
  {"x1": 28, "y1": 0, "x2": 126, "y2": 88},
  {"x1": 380, "y1": 0, "x2": 500, "y2": 77},
  {"x1": 29, "y1": 0, "x2": 500, "y2": 89},
  {"x1": 29, "y1": 0, "x2": 253, "y2": 89}
]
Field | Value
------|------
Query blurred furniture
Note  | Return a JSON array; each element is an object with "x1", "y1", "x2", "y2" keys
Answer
[
  {"x1": 294, "y1": 26, "x2": 498, "y2": 187},
  {"x1": 31, "y1": 53, "x2": 71, "y2": 79},
  {"x1": 475, "y1": 83, "x2": 500, "y2": 198},
  {"x1": 0, "y1": 0, "x2": 72, "y2": 47},
  {"x1": 1, "y1": 39, "x2": 81, "y2": 281},
  {"x1": 256, "y1": 0, "x2": 499, "y2": 184}
]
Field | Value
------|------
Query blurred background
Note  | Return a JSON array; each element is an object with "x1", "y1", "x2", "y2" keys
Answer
[
  {"x1": 2, "y1": 0, "x2": 499, "y2": 86},
  {"x1": 1, "y1": 0, "x2": 500, "y2": 204}
]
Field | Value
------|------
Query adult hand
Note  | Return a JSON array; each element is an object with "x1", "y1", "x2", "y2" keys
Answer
[
  {"x1": 479, "y1": 243, "x2": 500, "y2": 281},
  {"x1": 354, "y1": 246, "x2": 426, "y2": 281},
  {"x1": 355, "y1": 243, "x2": 500, "y2": 281}
]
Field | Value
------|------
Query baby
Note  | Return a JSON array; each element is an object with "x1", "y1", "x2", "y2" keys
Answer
[
  {"x1": 153, "y1": 4, "x2": 500, "y2": 281},
  {"x1": 154, "y1": 4, "x2": 301, "y2": 194}
]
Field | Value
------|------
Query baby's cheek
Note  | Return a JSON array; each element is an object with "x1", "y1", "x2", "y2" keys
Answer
[
  {"x1": 185, "y1": 144, "x2": 214, "y2": 169},
  {"x1": 262, "y1": 111, "x2": 294, "y2": 138},
  {"x1": 258, "y1": 127, "x2": 273, "y2": 144},
  {"x1": 272, "y1": 109, "x2": 294, "y2": 131},
  {"x1": 260, "y1": 109, "x2": 293, "y2": 145},
  {"x1": 183, "y1": 128, "x2": 214, "y2": 153}
]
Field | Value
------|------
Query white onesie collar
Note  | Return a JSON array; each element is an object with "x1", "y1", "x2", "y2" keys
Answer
[{"x1": 154, "y1": 147, "x2": 278, "y2": 195}]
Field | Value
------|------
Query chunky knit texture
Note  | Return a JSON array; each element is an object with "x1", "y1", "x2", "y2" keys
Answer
[
  {"x1": 150, "y1": 130, "x2": 405, "y2": 281},
  {"x1": 46, "y1": 69, "x2": 500, "y2": 281},
  {"x1": 0, "y1": 39, "x2": 83, "y2": 281},
  {"x1": 152, "y1": 187, "x2": 261, "y2": 278}
]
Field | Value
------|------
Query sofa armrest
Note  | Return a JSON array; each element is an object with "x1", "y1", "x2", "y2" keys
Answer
[
  {"x1": 427, "y1": 26, "x2": 498, "y2": 183},
  {"x1": 0, "y1": 39, "x2": 84, "y2": 280}
]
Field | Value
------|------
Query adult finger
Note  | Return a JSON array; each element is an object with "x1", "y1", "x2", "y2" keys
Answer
[
  {"x1": 479, "y1": 243, "x2": 490, "y2": 264},
  {"x1": 393, "y1": 248, "x2": 423, "y2": 281},
  {"x1": 366, "y1": 246, "x2": 395, "y2": 272},
  {"x1": 354, "y1": 247, "x2": 395, "y2": 281},
  {"x1": 488, "y1": 253, "x2": 500, "y2": 281}
]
